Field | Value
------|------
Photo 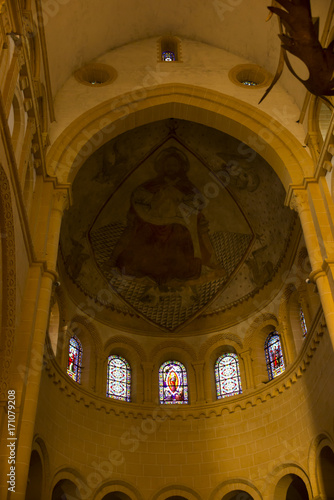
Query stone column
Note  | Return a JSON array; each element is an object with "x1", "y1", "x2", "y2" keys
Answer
[
  {"x1": 10, "y1": 188, "x2": 68, "y2": 500},
  {"x1": 57, "y1": 325, "x2": 69, "y2": 366},
  {"x1": 141, "y1": 362, "x2": 153, "y2": 403},
  {"x1": 239, "y1": 349, "x2": 254, "y2": 390},
  {"x1": 192, "y1": 361, "x2": 205, "y2": 402},
  {"x1": 290, "y1": 185, "x2": 334, "y2": 348},
  {"x1": 96, "y1": 353, "x2": 107, "y2": 397}
]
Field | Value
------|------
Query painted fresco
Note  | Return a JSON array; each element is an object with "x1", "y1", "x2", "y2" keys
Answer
[
  {"x1": 60, "y1": 119, "x2": 295, "y2": 332},
  {"x1": 88, "y1": 139, "x2": 253, "y2": 330}
]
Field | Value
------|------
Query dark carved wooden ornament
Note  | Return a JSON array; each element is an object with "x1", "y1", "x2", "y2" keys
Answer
[{"x1": 260, "y1": 0, "x2": 334, "y2": 105}]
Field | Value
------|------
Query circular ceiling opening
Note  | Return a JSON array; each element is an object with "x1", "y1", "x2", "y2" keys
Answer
[
  {"x1": 74, "y1": 63, "x2": 117, "y2": 87},
  {"x1": 229, "y1": 64, "x2": 271, "y2": 88}
]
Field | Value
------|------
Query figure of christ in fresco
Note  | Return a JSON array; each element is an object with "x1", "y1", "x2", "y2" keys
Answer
[{"x1": 106, "y1": 147, "x2": 225, "y2": 285}]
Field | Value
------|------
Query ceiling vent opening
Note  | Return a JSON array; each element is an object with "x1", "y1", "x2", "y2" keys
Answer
[
  {"x1": 74, "y1": 63, "x2": 117, "y2": 87},
  {"x1": 229, "y1": 64, "x2": 271, "y2": 89}
]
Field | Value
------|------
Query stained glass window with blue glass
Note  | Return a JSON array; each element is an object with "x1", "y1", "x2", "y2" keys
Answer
[
  {"x1": 264, "y1": 332, "x2": 285, "y2": 380},
  {"x1": 159, "y1": 360, "x2": 188, "y2": 404},
  {"x1": 215, "y1": 353, "x2": 242, "y2": 399},
  {"x1": 300, "y1": 306, "x2": 307, "y2": 337},
  {"x1": 162, "y1": 51, "x2": 175, "y2": 61},
  {"x1": 67, "y1": 336, "x2": 82, "y2": 383},
  {"x1": 107, "y1": 355, "x2": 131, "y2": 401}
]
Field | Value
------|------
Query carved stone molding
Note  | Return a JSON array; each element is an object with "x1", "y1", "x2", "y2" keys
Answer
[
  {"x1": 290, "y1": 191, "x2": 309, "y2": 214},
  {"x1": 243, "y1": 312, "x2": 278, "y2": 348},
  {"x1": 53, "y1": 189, "x2": 69, "y2": 213},
  {"x1": 149, "y1": 340, "x2": 197, "y2": 362},
  {"x1": 103, "y1": 335, "x2": 147, "y2": 361},
  {"x1": 69, "y1": 315, "x2": 103, "y2": 352},
  {"x1": 199, "y1": 333, "x2": 243, "y2": 360},
  {"x1": 0, "y1": 165, "x2": 16, "y2": 400}
]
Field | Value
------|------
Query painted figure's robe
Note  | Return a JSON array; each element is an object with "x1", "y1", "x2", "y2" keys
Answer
[{"x1": 109, "y1": 170, "x2": 218, "y2": 284}]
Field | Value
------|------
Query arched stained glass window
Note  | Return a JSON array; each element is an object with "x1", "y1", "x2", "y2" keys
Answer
[
  {"x1": 300, "y1": 306, "x2": 307, "y2": 337},
  {"x1": 215, "y1": 353, "x2": 242, "y2": 399},
  {"x1": 264, "y1": 332, "x2": 285, "y2": 380},
  {"x1": 67, "y1": 336, "x2": 82, "y2": 383},
  {"x1": 162, "y1": 50, "x2": 175, "y2": 61},
  {"x1": 107, "y1": 355, "x2": 131, "y2": 402},
  {"x1": 159, "y1": 360, "x2": 188, "y2": 404}
]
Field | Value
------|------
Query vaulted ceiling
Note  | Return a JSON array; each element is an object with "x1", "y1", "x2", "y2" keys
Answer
[{"x1": 44, "y1": 0, "x2": 331, "y2": 105}]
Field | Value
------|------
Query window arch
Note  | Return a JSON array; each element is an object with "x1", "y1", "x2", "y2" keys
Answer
[
  {"x1": 107, "y1": 355, "x2": 131, "y2": 402},
  {"x1": 67, "y1": 336, "x2": 82, "y2": 383},
  {"x1": 300, "y1": 306, "x2": 308, "y2": 337},
  {"x1": 159, "y1": 360, "x2": 188, "y2": 404},
  {"x1": 264, "y1": 331, "x2": 285, "y2": 380},
  {"x1": 215, "y1": 353, "x2": 242, "y2": 399}
]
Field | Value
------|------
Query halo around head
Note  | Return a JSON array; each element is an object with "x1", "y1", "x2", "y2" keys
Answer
[{"x1": 154, "y1": 147, "x2": 190, "y2": 174}]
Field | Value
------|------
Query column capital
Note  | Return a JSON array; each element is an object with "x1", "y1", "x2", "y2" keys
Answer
[
  {"x1": 289, "y1": 190, "x2": 309, "y2": 214},
  {"x1": 192, "y1": 361, "x2": 205, "y2": 369},
  {"x1": 52, "y1": 189, "x2": 69, "y2": 213}
]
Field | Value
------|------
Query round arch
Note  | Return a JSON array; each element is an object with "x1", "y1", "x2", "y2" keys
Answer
[
  {"x1": 50, "y1": 468, "x2": 87, "y2": 500},
  {"x1": 152, "y1": 485, "x2": 201, "y2": 500},
  {"x1": 209, "y1": 480, "x2": 262, "y2": 500},
  {"x1": 46, "y1": 84, "x2": 313, "y2": 191},
  {"x1": 265, "y1": 464, "x2": 313, "y2": 500},
  {"x1": 25, "y1": 449, "x2": 43, "y2": 500},
  {"x1": 94, "y1": 481, "x2": 142, "y2": 500},
  {"x1": 308, "y1": 433, "x2": 334, "y2": 498}
]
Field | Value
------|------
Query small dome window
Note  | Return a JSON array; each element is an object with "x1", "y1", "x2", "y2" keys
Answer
[{"x1": 158, "y1": 36, "x2": 180, "y2": 62}]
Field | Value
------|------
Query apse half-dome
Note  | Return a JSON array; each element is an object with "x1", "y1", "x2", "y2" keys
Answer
[{"x1": 59, "y1": 119, "x2": 297, "y2": 333}]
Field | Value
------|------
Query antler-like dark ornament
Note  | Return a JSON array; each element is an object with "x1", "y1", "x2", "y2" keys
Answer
[{"x1": 260, "y1": 0, "x2": 334, "y2": 105}]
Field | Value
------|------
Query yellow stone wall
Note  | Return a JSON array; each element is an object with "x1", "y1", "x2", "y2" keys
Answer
[{"x1": 32, "y1": 309, "x2": 332, "y2": 499}]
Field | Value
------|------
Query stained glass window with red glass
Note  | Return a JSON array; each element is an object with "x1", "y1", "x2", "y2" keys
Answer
[
  {"x1": 67, "y1": 336, "x2": 82, "y2": 383},
  {"x1": 264, "y1": 332, "x2": 285, "y2": 380},
  {"x1": 215, "y1": 353, "x2": 242, "y2": 399},
  {"x1": 300, "y1": 306, "x2": 307, "y2": 337},
  {"x1": 107, "y1": 355, "x2": 131, "y2": 402},
  {"x1": 159, "y1": 360, "x2": 188, "y2": 404}
]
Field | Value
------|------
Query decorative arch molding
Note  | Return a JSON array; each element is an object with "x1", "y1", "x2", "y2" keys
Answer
[
  {"x1": 94, "y1": 480, "x2": 143, "y2": 500},
  {"x1": 46, "y1": 83, "x2": 313, "y2": 191},
  {"x1": 31, "y1": 434, "x2": 50, "y2": 499},
  {"x1": 264, "y1": 463, "x2": 313, "y2": 500},
  {"x1": 50, "y1": 467, "x2": 87, "y2": 498},
  {"x1": 70, "y1": 315, "x2": 103, "y2": 353},
  {"x1": 0, "y1": 164, "x2": 16, "y2": 400},
  {"x1": 243, "y1": 313, "x2": 278, "y2": 349},
  {"x1": 209, "y1": 479, "x2": 262, "y2": 500},
  {"x1": 308, "y1": 432, "x2": 334, "y2": 498},
  {"x1": 199, "y1": 333, "x2": 243, "y2": 360},
  {"x1": 149, "y1": 340, "x2": 197, "y2": 363},
  {"x1": 152, "y1": 485, "x2": 201, "y2": 500},
  {"x1": 104, "y1": 335, "x2": 147, "y2": 362}
]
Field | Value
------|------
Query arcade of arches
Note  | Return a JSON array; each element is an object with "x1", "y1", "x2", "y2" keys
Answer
[{"x1": 1, "y1": 1, "x2": 334, "y2": 499}]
